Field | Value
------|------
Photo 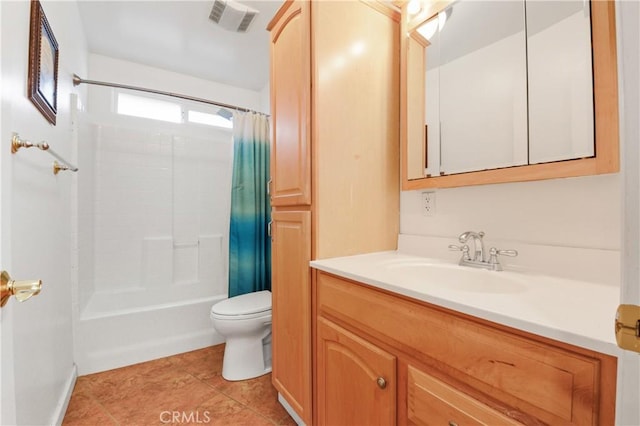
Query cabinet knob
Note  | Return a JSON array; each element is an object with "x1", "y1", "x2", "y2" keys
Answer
[
  {"x1": 376, "y1": 377, "x2": 387, "y2": 389},
  {"x1": 448, "y1": 421, "x2": 458, "y2": 426}
]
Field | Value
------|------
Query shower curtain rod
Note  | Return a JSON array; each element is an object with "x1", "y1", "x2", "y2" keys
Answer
[{"x1": 72, "y1": 74, "x2": 266, "y2": 116}]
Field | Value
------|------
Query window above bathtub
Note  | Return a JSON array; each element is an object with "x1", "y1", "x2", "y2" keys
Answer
[
  {"x1": 117, "y1": 92, "x2": 182, "y2": 123},
  {"x1": 116, "y1": 92, "x2": 233, "y2": 129}
]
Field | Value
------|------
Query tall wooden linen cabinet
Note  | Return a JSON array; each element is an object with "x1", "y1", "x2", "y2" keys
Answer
[{"x1": 267, "y1": 1, "x2": 400, "y2": 424}]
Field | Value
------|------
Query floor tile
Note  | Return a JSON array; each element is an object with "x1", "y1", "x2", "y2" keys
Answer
[
  {"x1": 62, "y1": 393, "x2": 116, "y2": 426},
  {"x1": 63, "y1": 344, "x2": 294, "y2": 425},
  {"x1": 213, "y1": 374, "x2": 289, "y2": 423},
  {"x1": 98, "y1": 372, "x2": 216, "y2": 424},
  {"x1": 196, "y1": 393, "x2": 274, "y2": 426},
  {"x1": 168, "y1": 345, "x2": 225, "y2": 381}
]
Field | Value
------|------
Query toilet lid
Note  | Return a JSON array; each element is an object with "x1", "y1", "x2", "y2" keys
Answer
[{"x1": 211, "y1": 290, "x2": 272, "y2": 316}]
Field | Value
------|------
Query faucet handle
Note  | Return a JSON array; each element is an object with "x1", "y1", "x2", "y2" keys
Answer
[
  {"x1": 488, "y1": 247, "x2": 518, "y2": 265},
  {"x1": 449, "y1": 244, "x2": 471, "y2": 261}
]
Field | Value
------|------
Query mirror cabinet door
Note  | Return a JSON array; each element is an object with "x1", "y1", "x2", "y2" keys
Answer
[
  {"x1": 527, "y1": 1, "x2": 594, "y2": 164},
  {"x1": 406, "y1": 29, "x2": 428, "y2": 180},
  {"x1": 437, "y1": 0, "x2": 528, "y2": 175}
]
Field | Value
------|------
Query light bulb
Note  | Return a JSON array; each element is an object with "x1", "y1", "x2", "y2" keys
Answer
[{"x1": 416, "y1": 17, "x2": 438, "y2": 40}]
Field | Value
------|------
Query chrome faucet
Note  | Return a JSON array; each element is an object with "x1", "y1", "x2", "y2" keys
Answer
[
  {"x1": 449, "y1": 231, "x2": 517, "y2": 271},
  {"x1": 458, "y1": 231, "x2": 486, "y2": 262}
]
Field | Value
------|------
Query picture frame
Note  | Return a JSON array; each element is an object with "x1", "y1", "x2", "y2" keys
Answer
[{"x1": 28, "y1": 0, "x2": 59, "y2": 125}]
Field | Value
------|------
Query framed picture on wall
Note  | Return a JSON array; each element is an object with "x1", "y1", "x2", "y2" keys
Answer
[{"x1": 28, "y1": 0, "x2": 59, "y2": 125}]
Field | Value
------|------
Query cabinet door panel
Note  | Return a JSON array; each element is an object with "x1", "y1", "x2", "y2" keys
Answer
[
  {"x1": 317, "y1": 317, "x2": 396, "y2": 426},
  {"x1": 407, "y1": 366, "x2": 521, "y2": 426},
  {"x1": 269, "y1": 0, "x2": 311, "y2": 206},
  {"x1": 271, "y1": 210, "x2": 312, "y2": 424}
]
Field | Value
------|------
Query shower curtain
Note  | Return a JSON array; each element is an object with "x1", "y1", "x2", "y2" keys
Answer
[{"x1": 228, "y1": 111, "x2": 271, "y2": 297}]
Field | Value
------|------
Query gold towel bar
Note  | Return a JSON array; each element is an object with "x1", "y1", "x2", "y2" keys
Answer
[{"x1": 11, "y1": 132, "x2": 78, "y2": 174}]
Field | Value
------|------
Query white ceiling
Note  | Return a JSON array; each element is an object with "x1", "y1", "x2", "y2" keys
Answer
[{"x1": 77, "y1": 0, "x2": 284, "y2": 92}]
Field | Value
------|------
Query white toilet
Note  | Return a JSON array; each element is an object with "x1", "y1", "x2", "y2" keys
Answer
[{"x1": 210, "y1": 290, "x2": 272, "y2": 381}]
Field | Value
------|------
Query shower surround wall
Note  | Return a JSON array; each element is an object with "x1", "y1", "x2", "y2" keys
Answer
[
  {"x1": 88, "y1": 124, "x2": 229, "y2": 308},
  {"x1": 74, "y1": 54, "x2": 265, "y2": 375}
]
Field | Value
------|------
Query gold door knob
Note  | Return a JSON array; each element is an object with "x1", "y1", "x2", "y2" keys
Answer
[
  {"x1": 1, "y1": 270, "x2": 42, "y2": 307},
  {"x1": 376, "y1": 377, "x2": 387, "y2": 389}
]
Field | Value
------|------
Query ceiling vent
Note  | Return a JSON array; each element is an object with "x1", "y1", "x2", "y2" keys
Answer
[{"x1": 209, "y1": 0, "x2": 259, "y2": 33}]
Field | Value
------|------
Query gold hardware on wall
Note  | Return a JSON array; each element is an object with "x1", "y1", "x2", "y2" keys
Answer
[
  {"x1": 0, "y1": 270, "x2": 42, "y2": 308},
  {"x1": 10, "y1": 132, "x2": 78, "y2": 174},
  {"x1": 53, "y1": 161, "x2": 70, "y2": 175},
  {"x1": 11, "y1": 132, "x2": 49, "y2": 153},
  {"x1": 615, "y1": 304, "x2": 640, "y2": 353}
]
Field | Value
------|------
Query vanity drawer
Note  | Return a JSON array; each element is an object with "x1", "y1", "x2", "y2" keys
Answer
[
  {"x1": 407, "y1": 365, "x2": 521, "y2": 426},
  {"x1": 316, "y1": 271, "x2": 614, "y2": 425}
]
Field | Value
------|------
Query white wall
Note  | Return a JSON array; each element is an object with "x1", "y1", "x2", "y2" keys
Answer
[
  {"x1": 0, "y1": 0, "x2": 87, "y2": 424},
  {"x1": 260, "y1": 82, "x2": 271, "y2": 115},
  {"x1": 401, "y1": 174, "x2": 620, "y2": 250},
  {"x1": 400, "y1": 173, "x2": 620, "y2": 286}
]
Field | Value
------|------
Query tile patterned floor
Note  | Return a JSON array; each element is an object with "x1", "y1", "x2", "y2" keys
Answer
[{"x1": 63, "y1": 345, "x2": 295, "y2": 426}]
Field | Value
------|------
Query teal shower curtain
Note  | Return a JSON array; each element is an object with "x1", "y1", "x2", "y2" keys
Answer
[{"x1": 228, "y1": 111, "x2": 271, "y2": 297}]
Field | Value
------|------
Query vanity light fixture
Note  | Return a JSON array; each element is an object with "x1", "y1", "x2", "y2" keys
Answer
[
  {"x1": 416, "y1": 9, "x2": 450, "y2": 40},
  {"x1": 416, "y1": 16, "x2": 438, "y2": 40}
]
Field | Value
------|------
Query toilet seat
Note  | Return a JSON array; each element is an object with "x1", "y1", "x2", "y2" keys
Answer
[
  {"x1": 211, "y1": 290, "x2": 272, "y2": 318},
  {"x1": 211, "y1": 310, "x2": 271, "y2": 321}
]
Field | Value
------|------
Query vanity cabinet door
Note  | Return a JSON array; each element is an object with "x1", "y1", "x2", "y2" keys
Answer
[
  {"x1": 317, "y1": 317, "x2": 396, "y2": 426},
  {"x1": 271, "y1": 210, "x2": 312, "y2": 424},
  {"x1": 406, "y1": 366, "x2": 521, "y2": 426}
]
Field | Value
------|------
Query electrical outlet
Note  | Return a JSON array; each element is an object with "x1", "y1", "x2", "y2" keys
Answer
[{"x1": 421, "y1": 191, "x2": 436, "y2": 216}]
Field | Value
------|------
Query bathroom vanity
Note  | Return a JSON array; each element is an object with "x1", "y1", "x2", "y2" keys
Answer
[{"x1": 311, "y1": 252, "x2": 618, "y2": 425}]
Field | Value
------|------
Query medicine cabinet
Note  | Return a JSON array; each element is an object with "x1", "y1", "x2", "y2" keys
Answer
[{"x1": 401, "y1": 0, "x2": 619, "y2": 189}]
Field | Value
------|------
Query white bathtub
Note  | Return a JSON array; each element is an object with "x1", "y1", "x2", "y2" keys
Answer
[{"x1": 75, "y1": 293, "x2": 226, "y2": 375}]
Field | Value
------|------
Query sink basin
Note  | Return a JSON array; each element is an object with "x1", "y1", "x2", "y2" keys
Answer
[{"x1": 385, "y1": 262, "x2": 526, "y2": 294}]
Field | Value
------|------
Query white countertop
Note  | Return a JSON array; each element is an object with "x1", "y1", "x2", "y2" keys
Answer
[{"x1": 310, "y1": 251, "x2": 622, "y2": 356}]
